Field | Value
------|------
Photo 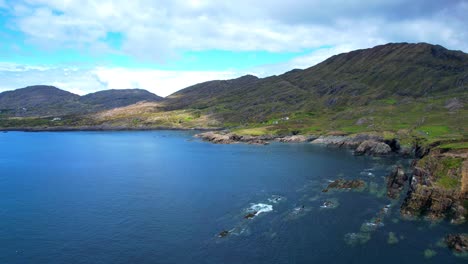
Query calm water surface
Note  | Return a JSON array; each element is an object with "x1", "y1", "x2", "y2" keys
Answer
[{"x1": 0, "y1": 131, "x2": 465, "y2": 263}]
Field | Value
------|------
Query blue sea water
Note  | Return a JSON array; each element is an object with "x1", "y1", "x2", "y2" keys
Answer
[{"x1": 0, "y1": 131, "x2": 466, "y2": 264}]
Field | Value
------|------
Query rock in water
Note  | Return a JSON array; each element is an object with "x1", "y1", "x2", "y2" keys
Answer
[
  {"x1": 244, "y1": 212, "x2": 257, "y2": 219},
  {"x1": 445, "y1": 234, "x2": 468, "y2": 253},
  {"x1": 355, "y1": 140, "x2": 391, "y2": 156},
  {"x1": 323, "y1": 179, "x2": 366, "y2": 192},
  {"x1": 218, "y1": 230, "x2": 230, "y2": 238},
  {"x1": 386, "y1": 166, "x2": 408, "y2": 199}
]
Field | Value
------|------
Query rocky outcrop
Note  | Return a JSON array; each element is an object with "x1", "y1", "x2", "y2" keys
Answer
[
  {"x1": 322, "y1": 179, "x2": 366, "y2": 192},
  {"x1": 445, "y1": 98, "x2": 464, "y2": 112},
  {"x1": 311, "y1": 135, "x2": 348, "y2": 146},
  {"x1": 355, "y1": 140, "x2": 392, "y2": 156},
  {"x1": 311, "y1": 134, "x2": 378, "y2": 147},
  {"x1": 400, "y1": 149, "x2": 467, "y2": 223},
  {"x1": 445, "y1": 234, "x2": 468, "y2": 253},
  {"x1": 386, "y1": 166, "x2": 408, "y2": 199},
  {"x1": 276, "y1": 135, "x2": 316, "y2": 143},
  {"x1": 195, "y1": 132, "x2": 269, "y2": 145},
  {"x1": 196, "y1": 132, "x2": 317, "y2": 145},
  {"x1": 311, "y1": 134, "x2": 393, "y2": 156},
  {"x1": 400, "y1": 185, "x2": 466, "y2": 223}
]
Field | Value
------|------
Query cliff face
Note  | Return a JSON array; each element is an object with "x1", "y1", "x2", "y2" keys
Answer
[{"x1": 400, "y1": 149, "x2": 468, "y2": 223}]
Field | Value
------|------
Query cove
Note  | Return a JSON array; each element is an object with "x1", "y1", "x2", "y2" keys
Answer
[{"x1": 0, "y1": 131, "x2": 465, "y2": 264}]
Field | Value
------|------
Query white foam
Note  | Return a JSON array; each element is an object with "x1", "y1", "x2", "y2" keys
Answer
[
  {"x1": 267, "y1": 195, "x2": 284, "y2": 204},
  {"x1": 249, "y1": 203, "x2": 273, "y2": 215}
]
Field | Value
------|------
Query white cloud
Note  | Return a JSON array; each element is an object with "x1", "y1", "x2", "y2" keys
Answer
[
  {"x1": 92, "y1": 67, "x2": 238, "y2": 96},
  {"x1": 0, "y1": 63, "x2": 241, "y2": 97},
  {"x1": 4, "y1": 0, "x2": 467, "y2": 62},
  {"x1": 1, "y1": 1, "x2": 467, "y2": 96}
]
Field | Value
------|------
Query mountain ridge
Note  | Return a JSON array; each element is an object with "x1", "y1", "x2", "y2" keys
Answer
[
  {"x1": 0, "y1": 86, "x2": 163, "y2": 117},
  {"x1": 0, "y1": 42, "x2": 466, "y2": 141}
]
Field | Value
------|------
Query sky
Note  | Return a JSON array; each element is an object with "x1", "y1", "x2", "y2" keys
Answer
[{"x1": 0, "y1": 0, "x2": 467, "y2": 97}]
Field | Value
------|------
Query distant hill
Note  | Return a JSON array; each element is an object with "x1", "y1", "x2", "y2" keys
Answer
[
  {"x1": 80, "y1": 89, "x2": 163, "y2": 110},
  {"x1": 0, "y1": 85, "x2": 82, "y2": 117},
  {"x1": 0, "y1": 86, "x2": 162, "y2": 117},
  {"x1": 0, "y1": 42, "x2": 466, "y2": 140}
]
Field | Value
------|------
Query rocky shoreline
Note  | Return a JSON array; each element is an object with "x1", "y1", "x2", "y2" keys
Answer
[
  {"x1": 195, "y1": 131, "x2": 318, "y2": 145},
  {"x1": 195, "y1": 131, "x2": 402, "y2": 156},
  {"x1": 197, "y1": 130, "x2": 467, "y2": 252}
]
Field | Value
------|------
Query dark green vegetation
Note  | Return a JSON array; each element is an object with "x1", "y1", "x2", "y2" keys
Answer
[
  {"x1": 0, "y1": 86, "x2": 162, "y2": 117},
  {"x1": 0, "y1": 43, "x2": 467, "y2": 148}
]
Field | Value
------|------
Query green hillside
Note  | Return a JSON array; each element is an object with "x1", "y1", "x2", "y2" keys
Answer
[{"x1": 1, "y1": 43, "x2": 466, "y2": 147}]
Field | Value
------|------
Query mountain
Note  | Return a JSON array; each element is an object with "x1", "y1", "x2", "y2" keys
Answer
[
  {"x1": 163, "y1": 43, "x2": 467, "y2": 122},
  {"x1": 80, "y1": 89, "x2": 163, "y2": 110},
  {"x1": 0, "y1": 85, "x2": 82, "y2": 117},
  {"x1": 0, "y1": 87, "x2": 162, "y2": 117},
  {"x1": 0, "y1": 42, "x2": 466, "y2": 141}
]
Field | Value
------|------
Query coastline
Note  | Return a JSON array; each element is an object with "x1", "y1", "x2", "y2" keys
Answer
[
  {"x1": 194, "y1": 130, "x2": 468, "y2": 228},
  {"x1": 0, "y1": 125, "x2": 223, "y2": 132},
  {"x1": 2, "y1": 127, "x2": 466, "y2": 252}
]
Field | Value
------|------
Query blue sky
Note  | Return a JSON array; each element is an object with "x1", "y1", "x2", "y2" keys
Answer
[{"x1": 0, "y1": 0, "x2": 467, "y2": 96}]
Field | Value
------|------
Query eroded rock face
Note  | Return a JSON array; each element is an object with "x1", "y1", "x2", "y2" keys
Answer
[
  {"x1": 400, "y1": 149, "x2": 468, "y2": 223},
  {"x1": 386, "y1": 166, "x2": 408, "y2": 199},
  {"x1": 355, "y1": 140, "x2": 392, "y2": 156},
  {"x1": 400, "y1": 185, "x2": 466, "y2": 223},
  {"x1": 445, "y1": 234, "x2": 468, "y2": 253}
]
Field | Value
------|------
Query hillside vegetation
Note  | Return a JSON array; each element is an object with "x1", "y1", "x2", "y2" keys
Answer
[
  {"x1": 0, "y1": 43, "x2": 466, "y2": 148},
  {"x1": 0, "y1": 86, "x2": 163, "y2": 117}
]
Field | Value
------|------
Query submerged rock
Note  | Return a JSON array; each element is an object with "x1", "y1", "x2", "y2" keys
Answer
[
  {"x1": 320, "y1": 199, "x2": 339, "y2": 209},
  {"x1": 387, "y1": 232, "x2": 399, "y2": 244},
  {"x1": 423, "y1": 249, "x2": 437, "y2": 259},
  {"x1": 322, "y1": 179, "x2": 366, "y2": 192},
  {"x1": 218, "y1": 230, "x2": 230, "y2": 238},
  {"x1": 445, "y1": 234, "x2": 468, "y2": 253},
  {"x1": 386, "y1": 166, "x2": 408, "y2": 199},
  {"x1": 344, "y1": 232, "x2": 371, "y2": 246},
  {"x1": 244, "y1": 212, "x2": 257, "y2": 219}
]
